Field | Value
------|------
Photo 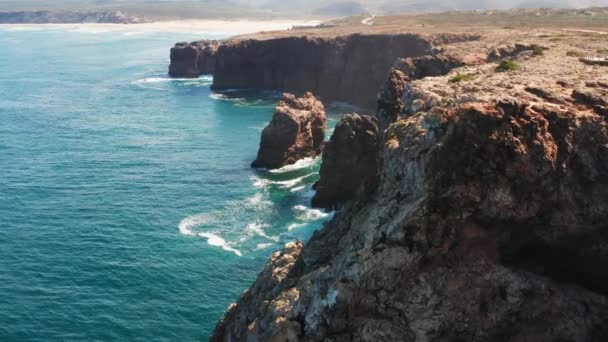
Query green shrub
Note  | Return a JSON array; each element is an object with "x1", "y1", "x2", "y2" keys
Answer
[
  {"x1": 566, "y1": 50, "x2": 584, "y2": 57},
  {"x1": 597, "y1": 48, "x2": 608, "y2": 54},
  {"x1": 496, "y1": 60, "x2": 521, "y2": 72},
  {"x1": 532, "y1": 47, "x2": 545, "y2": 56},
  {"x1": 448, "y1": 73, "x2": 474, "y2": 83}
]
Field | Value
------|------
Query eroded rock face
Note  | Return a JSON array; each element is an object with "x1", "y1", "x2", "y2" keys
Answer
[
  {"x1": 212, "y1": 43, "x2": 608, "y2": 339},
  {"x1": 214, "y1": 98, "x2": 608, "y2": 341},
  {"x1": 169, "y1": 40, "x2": 220, "y2": 77},
  {"x1": 311, "y1": 114, "x2": 379, "y2": 210},
  {"x1": 252, "y1": 93, "x2": 326, "y2": 169},
  {"x1": 210, "y1": 34, "x2": 477, "y2": 109}
]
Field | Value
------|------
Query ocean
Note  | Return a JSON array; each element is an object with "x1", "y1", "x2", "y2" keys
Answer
[{"x1": 0, "y1": 27, "x2": 336, "y2": 341}]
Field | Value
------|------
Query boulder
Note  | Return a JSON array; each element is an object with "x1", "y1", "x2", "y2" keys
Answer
[{"x1": 252, "y1": 93, "x2": 326, "y2": 169}]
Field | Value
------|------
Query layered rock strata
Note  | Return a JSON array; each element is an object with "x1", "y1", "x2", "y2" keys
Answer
[
  {"x1": 252, "y1": 93, "x2": 326, "y2": 170},
  {"x1": 311, "y1": 114, "x2": 379, "y2": 210},
  {"x1": 212, "y1": 39, "x2": 608, "y2": 341},
  {"x1": 169, "y1": 34, "x2": 479, "y2": 109}
]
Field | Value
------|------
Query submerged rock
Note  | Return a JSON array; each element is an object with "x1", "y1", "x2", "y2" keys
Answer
[
  {"x1": 312, "y1": 114, "x2": 379, "y2": 210},
  {"x1": 252, "y1": 93, "x2": 326, "y2": 170}
]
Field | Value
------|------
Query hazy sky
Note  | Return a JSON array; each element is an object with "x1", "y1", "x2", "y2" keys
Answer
[{"x1": 1, "y1": 0, "x2": 607, "y2": 15}]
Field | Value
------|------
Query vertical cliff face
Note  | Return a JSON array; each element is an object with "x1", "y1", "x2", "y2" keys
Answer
[
  {"x1": 169, "y1": 34, "x2": 479, "y2": 109},
  {"x1": 169, "y1": 40, "x2": 220, "y2": 77},
  {"x1": 211, "y1": 41, "x2": 608, "y2": 341},
  {"x1": 311, "y1": 114, "x2": 379, "y2": 210},
  {"x1": 211, "y1": 35, "x2": 436, "y2": 109}
]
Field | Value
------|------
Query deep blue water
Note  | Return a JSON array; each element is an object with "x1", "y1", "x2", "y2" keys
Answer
[{"x1": 0, "y1": 27, "x2": 336, "y2": 341}]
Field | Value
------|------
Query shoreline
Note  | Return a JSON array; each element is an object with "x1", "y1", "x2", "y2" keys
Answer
[{"x1": 0, "y1": 19, "x2": 322, "y2": 36}]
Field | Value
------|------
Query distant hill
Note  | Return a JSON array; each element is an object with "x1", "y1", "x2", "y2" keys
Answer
[
  {"x1": 0, "y1": 0, "x2": 607, "y2": 20},
  {"x1": 0, "y1": 10, "x2": 146, "y2": 24}
]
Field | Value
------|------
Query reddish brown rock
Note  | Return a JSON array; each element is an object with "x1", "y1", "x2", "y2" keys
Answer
[
  {"x1": 210, "y1": 34, "x2": 477, "y2": 109},
  {"x1": 252, "y1": 93, "x2": 326, "y2": 169},
  {"x1": 169, "y1": 40, "x2": 220, "y2": 77},
  {"x1": 312, "y1": 114, "x2": 379, "y2": 210}
]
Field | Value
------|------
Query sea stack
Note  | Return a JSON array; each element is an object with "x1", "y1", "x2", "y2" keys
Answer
[
  {"x1": 312, "y1": 114, "x2": 379, "y2": 209},
  {"x1": 252, "y1": 93, "x2": 326, "y2": 169}
]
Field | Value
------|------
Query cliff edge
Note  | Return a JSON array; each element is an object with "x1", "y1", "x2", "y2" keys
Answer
[
  {"x1": 211, "y1": 31, "x2": 608, "y2": 341},
  {"x1": 169, "y1": 33, "x2": 479, "y2": 109}
]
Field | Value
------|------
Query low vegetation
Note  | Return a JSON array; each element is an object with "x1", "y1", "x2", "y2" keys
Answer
[
  {"x1": 566, "y1": 50, "x2": 584, "y2": 57},
  {"x1": 448, "y1": 73, "x2": 475, "y2": 83},
  {"x1": 532, "y1": 47, "x2": 545, "y2": 56},
  {"x1": 496, "y1": 60, "x2": 521, "y2": 72}
]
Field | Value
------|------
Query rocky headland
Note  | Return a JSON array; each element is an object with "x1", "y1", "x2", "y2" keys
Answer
[
  {"x1": 209, "y1": 19, "x2": 608, "y2": 341},
  {"x1": 169, "y1": 33, "x2": 479, "y2": 109},
  {"x1": 252, "y1": 93, "x2": 326, "y2": 170}
]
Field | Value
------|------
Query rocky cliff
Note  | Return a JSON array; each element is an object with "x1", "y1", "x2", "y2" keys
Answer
[
  {"x1": 169, "y1": 34, "x2": 479, "y2": 109},
  {"x1": 252, "y1": 93, "x2": 326, "y2": 170},
  {"x1": 311, "y1": 114, "x2": 379, "y2": 210},
  {"x1": 211, "y1": 34, "x2": 608, "y2": 341},
  {"x1": 169, "y1": 40, "x2": 220, "y2": 77}
]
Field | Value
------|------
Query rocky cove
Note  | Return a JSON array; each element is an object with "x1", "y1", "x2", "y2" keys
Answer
[{"x1": 169, "y1": 24, "x2": 608, "y2": 341}]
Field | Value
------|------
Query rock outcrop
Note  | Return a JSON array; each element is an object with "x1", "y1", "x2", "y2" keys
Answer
[
  {"x1": 169, "y1": 34, "x2": 479, "y2": 109},
  {"x1": 212, "y1": 36, "x2": 608, "y2": 341},
  {"x1": 311, "y1": 114, "x2": 379, "y2": 210},
  {"x1": 252, "y1": 93, "x2": 326, "y2": 170},
  {"x1": 169, "y1": 40, "x2": 220, "y2": 77}
]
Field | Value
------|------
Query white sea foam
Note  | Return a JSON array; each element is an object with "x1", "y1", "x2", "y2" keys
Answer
[
  {"x1": 198, "y1": 232, "x2": 242, "y2": 256},
  {"x1": 245, "y1": 193, "x2": 272, "y2": 208},
  {"x1": 178, "y1": 214, "x2": 209, "y2": 236},
  {"x1": 132, "y1": 76, "x2": 212, "y2": 86},
  {"x1": 252, "y1": 173, "x2": 315, "y2": 189},
  {"x1": 293, "y1": 205, "x2": 329, "y2": 221},
  {"x1": 245, "y1": 222, "x2": 279, "y2": 242},
  {"x1": 290, "y1": 185, "x2": 307, "y2": 193},
  {"x1": 287, "y1": 223, "x2": 306, "y2": 231},
  {"x1": 268, "y1": 157, "x2": 318, "y2": 174},
  {"x1": 255, "y1": 243, "x2": 275, "y2": 250}
]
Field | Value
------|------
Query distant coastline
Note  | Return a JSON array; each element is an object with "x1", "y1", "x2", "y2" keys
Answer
[
  {"x1": 0, "y1": 19, "x2": 322, "y2": 36},
  {"x1": 0, "y1": 11, "x2": 147, "y2": 24}
]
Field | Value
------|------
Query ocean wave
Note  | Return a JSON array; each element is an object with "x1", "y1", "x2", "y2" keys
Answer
[
  {"x1": 287, "y1": 223, "x2": 306, "y2": 231},
  {"x1": 293, "y1": 205, "x2": 329, "y2": 221},
  {"x1": 252, "y1": 173, "x2": 315, "y2": 189},
  {"x1": 179, "y1": 214, "x2": 242, "y2": 256},
  {"x1": 290, "y1": 185, "x2": 307, "y2": 193},
  {"x1": 268, "y1": 157, "x2": 318, "y2": 174},
  {"x1": 255, "y1": 243, "x2": 276, "y2": 250},
  {"x1": 132, "y1": 76, "x2": 213, "y2": 86},
  {"x1": 178, "y1": 214, "x2": 210, "y2": 236},
  {"x1": 198, "y1": 232, "x2": 242, "y2": 256},
  {"x1": 245, "y1": 222, "x2": 279, "y2": 242},
  {"x1": 245, "y1": 193, "x2": 273, "y2": 208}
]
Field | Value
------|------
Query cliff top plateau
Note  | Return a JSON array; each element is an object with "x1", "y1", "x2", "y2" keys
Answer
[{"x1": 210, "y1": 15, "x2": 608, "y2": 342}]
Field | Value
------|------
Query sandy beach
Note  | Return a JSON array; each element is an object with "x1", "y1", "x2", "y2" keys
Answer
[{"x1": 0, "y1": 19, "x2": 322, "y2": 36}]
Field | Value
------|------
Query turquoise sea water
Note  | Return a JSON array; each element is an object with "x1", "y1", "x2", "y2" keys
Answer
[{"x1": 0, "y1": 28, "x2": 336, "y2": 341}]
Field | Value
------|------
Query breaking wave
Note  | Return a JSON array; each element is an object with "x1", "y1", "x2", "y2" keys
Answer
[
  {"x1": 293, "y1": 205, "x2": 330, "y2": 221},
  {"x1": 268, "y1": 157, "x2": 319, "y2": 174},
  {"x1": 198, "y1": 232, "x2": 242, "y2": 256}
]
